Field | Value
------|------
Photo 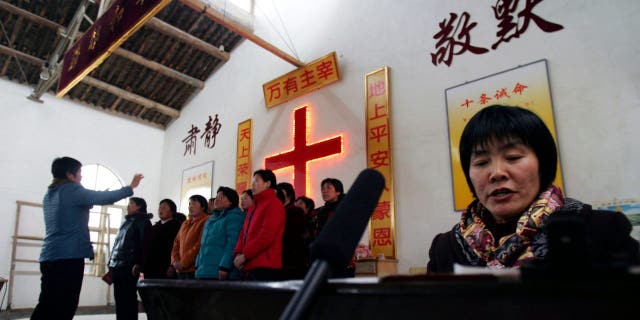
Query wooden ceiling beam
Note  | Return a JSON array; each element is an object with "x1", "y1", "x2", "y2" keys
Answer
[
  {"x1": 0, "y1": 43, "x2": 42, "y2": 65},
  {"x1": 1, "y1": 1, "x2": 205, "y2": 90},
  {"x1": 68, "y1": 93, "x2": 167, "y2": 130},
  {"x1": 179, "y1": 0, "x2": 305, "y2": 68},
  {"x1": 146, "y1": 17, "x2": 230, "y2": 62},
  {"x1": 0, "y1": 2, "x2": 63, "y2": 31},
  {"x1": 111, "y1": 48, "x2": 204, "y2": 89},
  {"x1": 0, "y1": 44, "x2": 180, "y2": 121},
  {"x1": 82, "y1": 76, "x2": 180, "y2": 119}
]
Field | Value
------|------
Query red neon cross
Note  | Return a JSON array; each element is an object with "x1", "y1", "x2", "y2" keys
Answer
[{"x1": 264, "y1": 106, "x2": 342, "y2": 196}]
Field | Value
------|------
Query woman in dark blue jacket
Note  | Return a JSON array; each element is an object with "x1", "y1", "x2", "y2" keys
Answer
[
  {"x1": 195, "y1": 187, "x2": 245, "y2": 280},
  {"x1": 109, "y1": 197, "x2": 152, "y2": 320}
]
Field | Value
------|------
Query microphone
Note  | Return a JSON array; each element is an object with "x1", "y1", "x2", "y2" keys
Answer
[
  {"x1": 279, "y1": 169, "x2": 385, "y2": 320},
  {"x1": 545, "y1": 211, "x2": 589, "y2": 268},
  {"x1": 310, "y1": 169, "x2": 386, "y2": 269}
]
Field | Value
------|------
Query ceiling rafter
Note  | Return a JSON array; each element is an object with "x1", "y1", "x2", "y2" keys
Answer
[
  {"x1": 0, "y1": 42, "x2": 179, "y2": 121},
  {"x1": 0, "y1": 1, "x2": 204, "y2": 90},
  {"x1": 146, "y1": 17, "x2": 229, "y2": 62},
  {"x1": 0, "y1": 1, "x2": 61, "y2": 30},
  {"x1": 179, "y1": 0, "x2": 304, "y2": 68},
  {"x1": 0, "y1": 0, "x2": 247, "y2": 128}
]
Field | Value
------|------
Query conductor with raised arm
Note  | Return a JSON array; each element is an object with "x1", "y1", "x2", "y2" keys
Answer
[{"x1": 31, "y1": 157, "x2": 144, "y2": 320}]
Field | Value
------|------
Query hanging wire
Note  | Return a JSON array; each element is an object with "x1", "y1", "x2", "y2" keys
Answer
[
  {"x1": 0, "y1": 20, "x2": 31, "y2": 83},
  {"x1": 254, "y1": 0, "x2": 300, "y2": 61},
  {"x1": 271, "y1": 0, "x2": 299, "y2": 59},
  {"x1": 223, "y1": 0, "x2": 228, "y2": 23}
]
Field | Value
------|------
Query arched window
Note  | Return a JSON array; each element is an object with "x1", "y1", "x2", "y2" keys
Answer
[
  {"x1": 81, "y1": 164, "x2": 127, "y2": 275},
  {"x1": 82, "y1": 163, "x2": 125, "y2": 193}
]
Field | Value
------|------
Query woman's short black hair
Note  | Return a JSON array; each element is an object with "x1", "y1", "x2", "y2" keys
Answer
[
  {"x1": 276, "y1": 188, "x2": 286, "y2": 204},
  {"x1": 51, "y1": 157, "x2": 82, "y2": 179},
  {"x1": 175, "y1": 212, "x2": 187, "y2": 222},
  {"x1": 321, "y1": 178, "x2": 345, "y2": 200},
  {"x1": 189, "y1": 194, "x2": 208, "y2": 212},
  {"x1": 295, "y1": 196, "x2": 316, "y2": 214},
  {"x1": 242, "y1": 189, "x2": 253, "y2": 199},
  {"x1": 276, "y1": 182, "x2": 296, "y2": 203},
  {"x1": 159, "y1": 199, "x2": 177, "y2": 216},
  {"x1": 129, "y1": 197, "x2": 148, "y2": 214},
  {"x1": 459, "y1": 105, "x2": 558, "y2": 197},
  {"x1": 253, "y1": 169, "x2": 277, "y2": 189},
  {"x1": 217, "y1": 186, "x2": 239, "y2": 208}
]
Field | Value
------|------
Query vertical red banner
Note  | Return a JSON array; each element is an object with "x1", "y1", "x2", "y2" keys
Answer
[{"x1": 57, "y1": 0, "x2": 172, "y2": 97}]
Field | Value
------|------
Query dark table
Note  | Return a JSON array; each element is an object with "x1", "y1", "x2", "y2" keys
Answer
[{"x1": 138, "y1": 273, "x2": 640, "y2": 319}]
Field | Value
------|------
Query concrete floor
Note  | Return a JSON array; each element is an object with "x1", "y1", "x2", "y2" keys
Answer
[
  {"x1": 0, "y1": 306, "x2": 148, "y2": 320},
  {"x1": 14, "y1": 315, "x2": 147, "y2": 320}
]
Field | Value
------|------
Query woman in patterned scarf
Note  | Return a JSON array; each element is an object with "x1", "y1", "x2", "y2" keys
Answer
[{"x1": 427, "y1": 105, "x2": 639, "y2": 272}]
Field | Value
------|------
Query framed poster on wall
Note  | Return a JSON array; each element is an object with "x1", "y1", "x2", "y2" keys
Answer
[
  {"x1": 179, "y1": 161, "x2": 214, "y2": 214},
  {"x1": 445, "y1": 59, "x2": 564, "y2": 211}
]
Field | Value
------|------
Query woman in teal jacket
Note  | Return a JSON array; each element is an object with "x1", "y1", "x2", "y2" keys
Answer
[{"x1": 195, "y1": 186, "x2": 246, "y2": 280}]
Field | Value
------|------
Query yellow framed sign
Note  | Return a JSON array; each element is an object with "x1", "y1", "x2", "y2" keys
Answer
[
  {"x1": 235, "y1": 119, "x2": 252, "y2": 193},
  {"x1": 263, "y1": 52, "x2": 340, "y2": 108},
  {"x1": 365, "y1": 66, "x2": 396, "y2": 259},
  {"x1": 446, "y1": 59, "x2": 564, "y2": 211}
]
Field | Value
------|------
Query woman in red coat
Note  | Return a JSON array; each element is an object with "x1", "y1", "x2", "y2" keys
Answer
[{"x1": 233, "y1": 169, "x2": 286, "y2": 280}]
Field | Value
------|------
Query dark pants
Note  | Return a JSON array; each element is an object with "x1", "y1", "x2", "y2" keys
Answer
[
  {"x1": 31, "y1": 259, "x2": 84, "y2": 320},
  {"x1": 176, "y1": 272, "x2": 195, "y2": 280},
  {"x1": 332, "y1": 266, "x2": 356, "y2": 279},
  {"x1": 281, "y1": 267, "x2": 308, "y2": 280},
  {"x1": 112, "y1": 266, "x2": 139, "y2": 320},
  {"x1": 245, "y1": 268, "x2": 282, "y2": 281}
]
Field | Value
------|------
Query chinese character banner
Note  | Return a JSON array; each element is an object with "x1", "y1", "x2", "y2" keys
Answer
[
  {"x1": 180, "y1": 161, "x2": 214, "y2": 214},
  {"x1": 263, "y1": 51, "x2": 340, "y2": 108},
  {"x1": 235, "y1": 119, "x2": 253, "y2": 193},
  {"x1": 365, "y1": 67, "x2": 396, "y2": 259},
  {"x1": 57, "y1": 0, "x2": 172, "y2": 96},
  {"x1": 446, "y1": 59, "x2": 563, "y2": 211}
]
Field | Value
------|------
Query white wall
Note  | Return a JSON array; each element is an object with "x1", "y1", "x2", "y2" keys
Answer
[
  {"x1": 0, "y1": 78, "x2": 165, "y2": 309},
  {"x1": 160, "y1": 0, "x2": 640, "y2": 273},
  {"x1": 3, "y1": 1, "x2": 637, "y2": 309}
]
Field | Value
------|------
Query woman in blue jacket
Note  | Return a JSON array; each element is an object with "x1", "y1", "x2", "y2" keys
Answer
[
  {"x1": 32, "y1": 157, "x2": 143, "y2": 320},
  {"x1": 195, "y1": 186, "x2": 245, "y2": 280}
]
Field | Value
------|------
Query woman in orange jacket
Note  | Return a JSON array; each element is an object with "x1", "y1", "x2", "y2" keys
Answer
[{"x1": 171, "y1": 195, "x2": 208, "y2": 279}]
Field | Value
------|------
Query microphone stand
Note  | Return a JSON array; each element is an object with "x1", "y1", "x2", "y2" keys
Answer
[
  {"x1": 279, "y1": 260, "x2": 331, "y2": 320},
  {"x1": 280, "y1": 169, "x2": 385, "y2": 320}
]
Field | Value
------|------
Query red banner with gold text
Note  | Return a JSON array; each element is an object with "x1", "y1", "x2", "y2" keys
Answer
[{"x1": 57, "y1": 0, "x2": 171, "y2": 97}]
